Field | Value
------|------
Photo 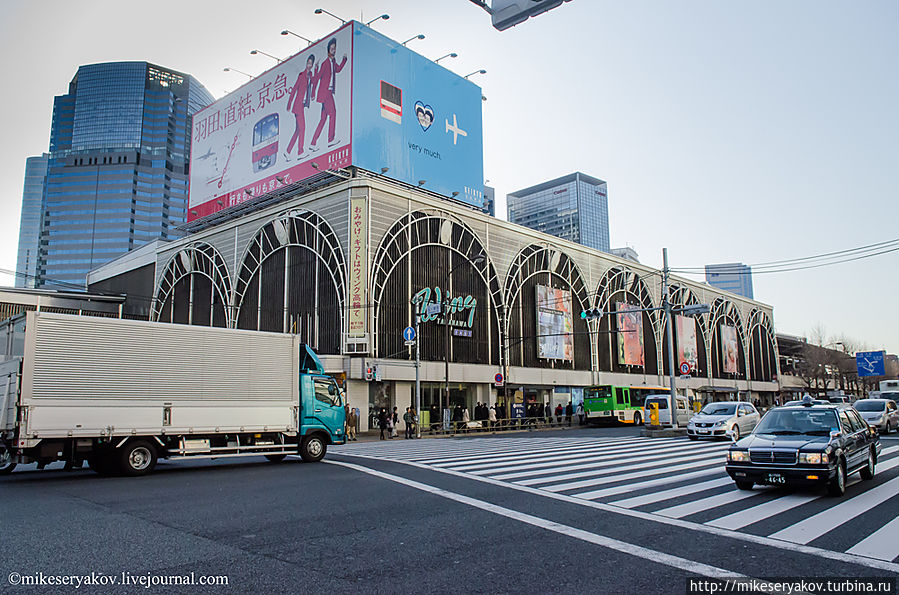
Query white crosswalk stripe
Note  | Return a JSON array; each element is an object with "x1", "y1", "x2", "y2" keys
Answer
[{"x1": 333, "y1": 434, "x2": 899, "y2": 562}]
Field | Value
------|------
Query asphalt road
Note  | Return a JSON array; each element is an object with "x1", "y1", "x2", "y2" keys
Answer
[{"x1": 1, "y1": 427, "x2": 897, "y2": 594}]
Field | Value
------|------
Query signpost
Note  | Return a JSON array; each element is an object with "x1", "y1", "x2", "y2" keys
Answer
[
  {"x1": 494, "y1": 373, "x2": 504, "y2": 387},
  {"x1": 680, "y1": 362, "x2": 691, "y2": 375},
  {"x1": 856, "y1": 351, "x2": 885, "y2": 377}
]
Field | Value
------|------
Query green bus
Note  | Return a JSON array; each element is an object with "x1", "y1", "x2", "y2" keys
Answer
[{"x1": 584, "y1": 385, "x2": 669, "y2": 425}]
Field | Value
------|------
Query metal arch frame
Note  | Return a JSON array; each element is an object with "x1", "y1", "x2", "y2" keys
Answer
[
  {"x1": 233, "y1": 209, "x2": 347, "y2": 333},
  {"x1": 152, "y1": 242, "x2": 232, "y2": 326},
  {"x1": 370, "y1": 210, "x2": 504, "y2": 359},
  {"x1": 747, "y1": 308, "x2": 778, "y2": 381},
  {"x1": 502, "y1": 244, "x2": 591, "y2": 368},
  {"x1": 593, "y1": 267, "x2": 661, "y2": 371},
  {"x1": 667, "y1": 284, "x2": 711, "y2": 375},
  {"x1": 709, "y1": 297, "x2": 749, "y2": 378}
]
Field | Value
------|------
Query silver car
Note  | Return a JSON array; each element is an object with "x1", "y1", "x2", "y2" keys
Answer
[
  {"x1": 853, "y1": 399, "x2": 898, "y2": 433},
  {"x1": 687, "y1": 401, "x2": 760, "y2": 441}
]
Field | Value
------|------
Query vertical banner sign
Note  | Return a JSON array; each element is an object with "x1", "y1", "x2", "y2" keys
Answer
[
  {"x1": 616, "y1": 302, "x2": 645, "y2": 367},
  {"x1": 535, "y1": 285, "x2": 574, "y2": 361},
  {"x1": 676, "y1": 315, "x2": 698, "y2": 371},
  {"x1": 720, "y1": 324, "x2": 738, "y2": 374},
  {"x1": 348, "y1": 196, "x2": 368, "y2": 335}
]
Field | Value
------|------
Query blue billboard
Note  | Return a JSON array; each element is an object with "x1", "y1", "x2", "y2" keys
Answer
[
  {"x1": 856, "y1": 351, "x2": 886, "y2": 377},
  {"x1": 350, "y1": 23, "x2": 485, "y2": 209}
]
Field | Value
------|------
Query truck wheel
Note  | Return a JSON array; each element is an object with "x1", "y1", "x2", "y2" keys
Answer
[
  {"x1": 0, "y1": 446, "x2": 16, "y2": 475},
  {"x1": 264, "y1": 454, "x2": 287, "y2": 463},
  {"x1": 300, "y1": 435, "x2": 326, "y2": 463},
  {"x1": 118, "y1": 440, "x2": 157, "y2": 477}
]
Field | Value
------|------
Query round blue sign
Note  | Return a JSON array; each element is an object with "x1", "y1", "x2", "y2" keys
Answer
[{"x1": 403, "y1": 326, "x2": 416, "y2": 341}]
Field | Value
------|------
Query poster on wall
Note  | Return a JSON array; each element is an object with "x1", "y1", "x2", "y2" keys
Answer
[
  {"x1": 536, "y1": 285, "x2": 573, "y2": 361},
  {"x1": 616, "y1": 302, "x2": 644, "y2": 367},
  {"x1": 720, "y1": 324, "x2": 738, "y2": 374},
  {"x1": 676, "y1": 315, "x2": 698, "y2": 372}
]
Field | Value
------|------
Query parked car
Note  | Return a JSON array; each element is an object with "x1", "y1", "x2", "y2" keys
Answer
[
  {"x1": 853, "y1": 399, "x2": 899, "y2": 434},
  {"x1": 725, "y1": 396, "x2": 881, "y2": 496},
  {"x1": 687, "y1": 401, "x2": 760, "y2": 441},
  {"x1": 643, "y1": 395, "x2": 691, "y2": 427}
]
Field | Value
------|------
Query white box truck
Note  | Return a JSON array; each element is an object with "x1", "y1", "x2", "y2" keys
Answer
[{"x1": 0, "y1": 312, "x2": 346, "y2": 476}]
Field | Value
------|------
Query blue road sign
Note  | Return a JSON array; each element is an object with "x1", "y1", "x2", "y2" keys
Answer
[
  {"x1": 856, "y1": 351, "x2": 885, "y2": 377},
  {"x1": 403, "y1": 326, "x2": 416, "y2": 342}
]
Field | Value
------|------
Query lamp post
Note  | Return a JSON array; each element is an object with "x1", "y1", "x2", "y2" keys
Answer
[
  {"x1": 223, "y1": 67, "x2": 253, "y2": 79},
  {"x1": 250, "y1": 49, "x2": 282, "y2": 63},
  {"x1": 364, "y1": 14, "x2": 390, "y2": 26},
  {"x1": 402, "y1": 34, "x2": 426, "y2": 46},
  {"x1": 464, "y1": 69, "x2": 487, "y2": 79},
  {"x1": 281, "y1": 30, "x2": 313, "y2": 46},
  {"x1": 435, "y1": 52, "x2": 458, "y2": 63},
  {"x1": 314, "y1": 8, "x2": 346, "y2": 24},
  {"x1": 442, "y1": 252, "x2": 486, "y2": 431}
]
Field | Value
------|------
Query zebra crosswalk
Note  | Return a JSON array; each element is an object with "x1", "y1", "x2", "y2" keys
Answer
[{"x1": 332, "y1": 434, "x2": 899, "y2": 563}]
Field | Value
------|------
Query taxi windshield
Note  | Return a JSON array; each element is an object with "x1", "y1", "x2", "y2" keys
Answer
[
  {"x1": 754, "y1": 409, "x2": 838, "y2": 436},
  {"x1": 699, "y1": 403, "x2": 737, "y2": 416}
]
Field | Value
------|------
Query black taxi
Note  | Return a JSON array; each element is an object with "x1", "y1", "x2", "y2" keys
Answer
[{"x1": 725, "y1": 396, "x2": 881, "y2": 496}]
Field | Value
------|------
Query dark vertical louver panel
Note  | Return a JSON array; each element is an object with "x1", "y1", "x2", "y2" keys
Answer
[
  {"x1": 192, "y1": 275, "x2": 212, "y2": 327},
  {"x1": 172, "y1": 277, "x2": 190, "y2": 324},
  {"x1": 259, "y1": 250, "x2": 285, "y2": 332},
  {"x1": 237, "y1": 275, "x2": 260, "y2": 330}
]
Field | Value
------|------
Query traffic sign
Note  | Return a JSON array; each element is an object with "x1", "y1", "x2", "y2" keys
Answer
[
  {"x1": 426, "y1": 303, "x2": 441, "y2": 316},
  {"x1": 402, "y1": 326, "x2": 416, "y2": 342},
  {"x1": 404, "y1": 340, "x2": 416, "y2": 347},
  {"x1": 494, "y1": 373, "x2": 504, "y2": 387},
  {"x1": 679, "y1": 362, "x2": 691, "y2": 375},
  {"x1": 856, "y1": 351, "x2": 885, "y2": 377}
]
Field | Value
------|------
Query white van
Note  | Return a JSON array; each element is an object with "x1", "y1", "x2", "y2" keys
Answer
[{"x1": 643, "y1": 394, "x2": 691, "y2": 427}]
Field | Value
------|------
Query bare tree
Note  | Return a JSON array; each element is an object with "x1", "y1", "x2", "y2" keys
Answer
[{"x1": 809, "y1": 323, "x2": 828, "y2": 347}]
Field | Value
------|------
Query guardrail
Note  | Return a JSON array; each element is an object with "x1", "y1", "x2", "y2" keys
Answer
[{"x1": 420, "y1": 416, "x2": 586, "y2": 436}]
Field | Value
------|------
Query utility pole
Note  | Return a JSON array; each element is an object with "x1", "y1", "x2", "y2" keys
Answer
[
  {"x1": 663, "y1": 248, "x2": 677, "y2": 426},
  {"x1": 415, "y1": 311, "x2": 421, "y2": 438}
]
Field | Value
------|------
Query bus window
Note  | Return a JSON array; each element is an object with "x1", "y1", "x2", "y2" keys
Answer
[
  {"x1": 616, "y1": 387, "x2": 628, "y2": 406},
  {"x1": 586, "y1": 386, "x2": 612, "y2": 401},
  {"x1": 630, "y1": 389, "x2": 647, "y2": 409}
]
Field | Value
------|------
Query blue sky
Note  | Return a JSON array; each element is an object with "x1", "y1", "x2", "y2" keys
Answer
[{"x1": 1, "y1": 0, "x2": 896, "y2": 352}]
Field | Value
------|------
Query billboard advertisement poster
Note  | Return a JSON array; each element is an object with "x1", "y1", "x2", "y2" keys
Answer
[
  {"x1": 347, "y1": 196, "x2": 368, "y2": 335},
  {"x1": 535, "y1": 285, "x2": 573, "y2": 361},
  {"x1": 351, "y1": 25, "x2": 484, "y2": 208},
  {"x1": 616, "y1": 302, "x2": 644, "y2": 367},
  {"x1": 720, "y1": 324, "x2": 738, "y2": 374},
  {"x1": 188, "y1": 24, "x2": 354, "y2": 220},
  {"x1": 676, "y1": 314, "x2": 698, "y2": 372}
]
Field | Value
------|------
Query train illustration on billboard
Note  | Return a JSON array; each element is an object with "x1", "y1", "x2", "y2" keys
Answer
[{"x1": 252, "y1": 114, "x2": 279, "y2": 173}]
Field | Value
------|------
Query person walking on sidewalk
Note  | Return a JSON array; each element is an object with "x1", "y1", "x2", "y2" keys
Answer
[
  {"x1": 555, "y1": 403, "x2": 564, "y2": 425},
  {"x1": 488, "y1": 403, "x2": 497, "y2": 429},
  {"x1": 377, "y1": 408, "x2": 388, "y2": 440},
  {"x1": 544, "y1": 402, "x2": 553, "y2": 426},
  {"x1": 565, "y1": 401, "x2": 574, "y2": 427},
  {"x1": 403, "y1": 407, "x2": 413, "y2": 439},
  {"x1": 576, "y1": 401, "x2": 585, "y2": 426},
  {"x1": 346, "y1": 406, "x2": 357, "y2": 441}
]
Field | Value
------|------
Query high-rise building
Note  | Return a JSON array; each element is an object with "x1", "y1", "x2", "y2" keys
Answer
[
  {"x1": 482, "y1": 185, "x2": 495, "y2": 217},
  {"x1": 507, "y1": 172, "x2": 609, "y2": 252},
  {"x1": 15, "y1": 154, "x2": 50, "y2": 288},
  {"x1": 37, "y1": 62, "x2": 213, "y2": 288},
  {"x1": 610, "y1": 246, "x2": 639, "y2": 263},
  {"x1": 705, "y1": 262, "x2": 754, "y2": 299}
]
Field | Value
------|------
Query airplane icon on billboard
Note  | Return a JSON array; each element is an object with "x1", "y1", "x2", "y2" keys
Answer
[{"x1": 446, "y1": 114, "x2": 467, "y2": 145}]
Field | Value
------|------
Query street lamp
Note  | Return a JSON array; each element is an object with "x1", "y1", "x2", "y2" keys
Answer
[
  {"x1": 402, "y1": 34, "x2": 425, "y2": 46},
  {"x1": 364, "y1": 14, "x2": 390, "y2": 26},
  {"x1": 464, "y1": 69, "x2": 487, "y2": 79},
  {"x1": 223, "y1": 67, "x2": 253, "y2": 79},
  {"x1": 250, "y1": 49, "x2": 282, "y2": 63},
  {"x1": 435, "y1": 52, "x2": 458, "y2": 63},
  {"x1": 281, "y1": 30, "x2": 313, "y2": 45},
  {"x1": 314, "y1": 8, "x2": 346, "y2": 24},
  {"x1": 441, "y1": 252, "x2": 486, "y2": 432}
]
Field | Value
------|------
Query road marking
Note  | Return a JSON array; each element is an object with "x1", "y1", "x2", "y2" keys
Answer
[
  {"x1": 654, "y1": 487, "x2": 765, "y2": 518},
  {"x1": 575, "y1": 467, "x2": 726, "y2": 500},
  {"x1": 325, "y1": 459, "x2": 747, "y2": 579},
  {"x1": 515, "y1": 449, "x2": 724, "y2": 487},
  {"x1": 542, "y1": 456, "x2": 722, "y2": 492},
  {"x1": 768, "y1": 465, "x2": 899, "y2": 545},
  {"x1": 846, "y1": 514, "x2": 899, "y2": 561},
  {"x1": 611, "y1": 477, "x2": 733, "y2": 508},
  {"x1": 332, "y1": 451, "x2": 899, "y2": 573}
]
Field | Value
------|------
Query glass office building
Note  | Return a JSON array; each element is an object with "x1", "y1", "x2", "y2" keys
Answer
[
  {"x1": 705, "y1": 262, "x2": 754, "y2": 299},
  {"x1": 507, "y1": 172, "x2": 610, "y2": 252},
  {"x1": 36, "y1": 62, "x2": 213, "y2": 288},
  {"x1": 15, "y1": 154, "x2": 50, "y2": 288}
]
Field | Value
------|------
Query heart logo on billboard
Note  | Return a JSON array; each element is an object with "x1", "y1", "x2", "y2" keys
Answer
[{"x1": 414, "y1": 101, "x2": 434, "y2": 131}]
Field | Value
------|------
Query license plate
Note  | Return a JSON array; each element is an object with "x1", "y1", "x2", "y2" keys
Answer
[
  {"x1": 766, "y1": 473, "x2": 785, "y2": 484},
  {"x1": 697, "y1": 429, "x2": 709, "y2": 434}
]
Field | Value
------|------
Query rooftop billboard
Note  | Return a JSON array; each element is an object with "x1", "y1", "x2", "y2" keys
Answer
[{"x1": 188, "y1": 22, "x2": 484, "y2": 222}]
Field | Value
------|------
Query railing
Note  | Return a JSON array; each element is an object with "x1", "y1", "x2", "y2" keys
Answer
[{"x1": 418, "y1": 415, "x2": 585, "y2": 436}]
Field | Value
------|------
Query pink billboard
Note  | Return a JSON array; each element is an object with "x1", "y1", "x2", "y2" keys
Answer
[
  {"x1": 676, "y1": 315, "x2": 698, "y2": 372},
  {"x1": 616, "y1": 302, "x2": 644, "y2": 367},
  {"x1": 188, "y1": 24, "x2": 353, "y2": 220},
  {"x1": 720, "y1": 324, "x2": 738, "y2": 374}
]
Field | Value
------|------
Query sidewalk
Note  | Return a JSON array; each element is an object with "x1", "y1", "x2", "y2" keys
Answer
[{"x1": 344, "y1": 422, "x2": 592, "y2": 443}]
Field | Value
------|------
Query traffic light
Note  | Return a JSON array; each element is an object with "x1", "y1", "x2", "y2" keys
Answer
[
  {"x1": 490, "y1": 0, "x2": 573, "y2": 31},
  {"x1": 364, "y1": 365, "x2": 373, "y2": 382},
  {"x1": 580, "y1": 308, "x2": 603, "y2": 320}
]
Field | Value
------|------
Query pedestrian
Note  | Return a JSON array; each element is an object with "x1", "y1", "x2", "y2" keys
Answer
[
  {"x1": 346, "y1": 406, "x2": 357, "y2": 441},
  {"x1": 403, "y1": 407, "x2": 413, "y2": 439},
  {"x1": 378, "y1": 408, "x2": 388, "y2": 440},
  {"x1": 430, "y1": 403, "x2": 440, "y2": 432},
  {"x1": 555, "y1": 403, "x2": 564, "y2": 425},
  {"x1": 392, "y1": 406, "x2": 399, "y2": 438},
  {"x1": 576, "y1": 401, "x2": 585, "y2": 425},
  {"x1": 544, "y1": 402, "x2": 552, "y2": 426},
  {"x1": 488, "y1": 403, "x2": 497, "y2": 429},
  {"x1": 565, "y1": 401, "x2": 573, "y2": 427},
  {"x1": 410, "y1": 407, "x2": 418, "y2": 438}
]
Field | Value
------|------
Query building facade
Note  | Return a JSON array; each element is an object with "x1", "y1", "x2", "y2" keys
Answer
[
  {"x1": 507, "y1": 172, "x2": 610, "y2": 252},
  {"x1": 90, "y1": 173, "x2": 780, "y2": 431},
  {"x1": 705, "y1": 263, "x2": 754, "y2": 299},
  {"x1": 37, "y1": 62, "x2": 213, "y2": 289},
  {"x1": 15, "y1": 154, "x2": 50, "y2": 288}
]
